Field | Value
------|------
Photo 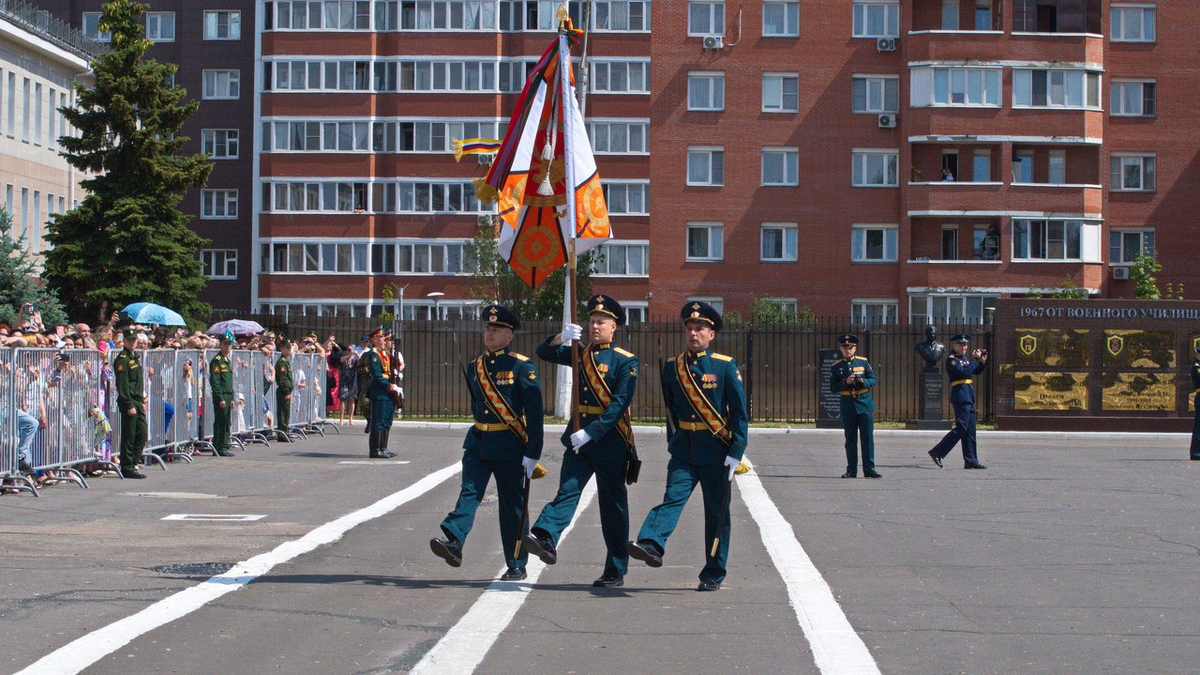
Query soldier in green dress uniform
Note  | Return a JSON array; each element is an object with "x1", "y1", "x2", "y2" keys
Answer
[
  {"x1": 209, "y1": 334, "x2": 236, "y2": 456},
  {"x1": 360, "y1": 327, "x2": 398, "y2": 458},
  {"x1": 829, "y1": 334, "x2": 880, "y2": 478},
  {"x1": 113, "y1": 327, "x2": 147, "y2": 479},
  {"x1": 1190, "y1": 342, "x2": 1200, "y2": 461},
  {"x1": 430, "y1": 305, "x2": 543, "y2": 581},
  {"x1": 628, "y1": 301, "x2": 748, "y2": 592},
  {"x1": 523, "y1": 294, "x2": 639, "y2": 588},
  {"x1": 275, "y1": 338, "x2": 294, "y2": 441}
]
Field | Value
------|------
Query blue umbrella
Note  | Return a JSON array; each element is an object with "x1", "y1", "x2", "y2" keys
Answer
[
  {"x1": 207, "y1": 319, "x2": 265, "y2": 336},
  {"x1": 120, "y1": 302, "x2": 187, "y2": 327}
]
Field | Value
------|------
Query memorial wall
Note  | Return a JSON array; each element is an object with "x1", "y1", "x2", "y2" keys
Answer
[{"x1": 994, "y1": 300, "x2": 1200, "y2": 431}]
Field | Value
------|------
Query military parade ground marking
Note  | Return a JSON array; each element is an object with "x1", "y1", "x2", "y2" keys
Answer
[{"x1": 161, "y1": 514, "x2": 267, "y2": 522}]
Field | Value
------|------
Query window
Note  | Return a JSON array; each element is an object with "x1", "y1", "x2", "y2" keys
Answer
[
  {"x1": 622, "y1": 303, "x2": 648, "y2": 323},
  {"x1": 852, "y1": 76, "x2": 898, "y2": 113},
  {"x1": 972, "y1": 150, "x2": 991, "y2": 182},
  {"x1": 203, "y1": 70, "x2": 240, "y2": 99},
  {"x1": 688, "y1": 72, "x2": 725, "y2": 111},
  {"x1": 375, "y1": 0, "x2": 400, "y2": 29},
  {"x1": 689, "y1": 1, "x2": 725, "y2": 35},
  {"x1": 686, "y1": 222, "x2": 724, "y2": 261},
  {"x1": 851, "y1": 225, "x2": 898, "y2": 262},
  {"x1": 595, "y1": 241, "x2": 649, "y2": 276},
  {"x1": 942, "y1": 225, "x2": 959, "y2": 260},
  {"x1": 397, "y1": 241, "x2": 474, "y2": 274},
  {"x1": 587, "y1": 120, "x2": 649, "y2": 154},
  {"x1": 1111, "y1": 5, "x2": 1155, "y2": 42},
  {"x1": 602, "y1": 182, "x2": 649, "y2": 215},
  {"x1": 594, "y1": 1, "x2": 650, "y2": 31},
  {"x1": 372, "y1": 242, "x2": 397, "y2": 273},
  {"x1": 761, "y1": 148, "x2": 799, "y2": 186},
  {"x1": 82, "y1": 13, "x2": 111, "y2": 42},
  {"x1": 762, "y1": 73, "x2": 799, "y2": 112},
  {"x1": 393, "y1": 0, "x2": 500, "y2": 30},
  {"x1": 686, "y1": 297, "x2": 724, "y2": 314},
  {"x1": 204, "y1": 11, "x2": 241, "y2": 40},
  {"x1": 498, "y1": 1, "x2": 578, "y2": 31},
  {"x1": 761, "y1": 223, "x2": 798, "y2": 262},
  {"x1": 265, "y1": 242, "x2": 369, "y2": 273},
  {"x1": 763, "y1": 1, "x2": 799, "y2": 37},
  {"x1": 941, "y1": 0, "x2": 959, "y2": 29},
  {"x1": 852, "y1": 300, "x2": 898, "y2": 325},
  {"x1": 1013, "y1": 69, "x2": 1101, "y2": 108},
  {"x1": 1012, "y1": 219, "x2": 1083, "y2": 260},
  {"x1": 1048, "y1": 150, "x2": 1066, "y2": 184},
  {"x1": 202, "y1": 129, "x2": 239, "y2": 158},
  {"x1": 146, "y1": 12, "x2": 175, "y2": 41},
  {"x1": 909, "y1": 295, "x2": 996, "y2": 325},
  {"x1": 1109, "y1": 229, "x2": 1155, "y2": 264},
  {"x1": 853, "y1": 1, "x2": 899, "y2": 38},
  {"x1": 973, "y1": 224, "x2": 1000, "y2": 260},
  {"x1": 974, "y1": 1, "x2": 993, "y2": 30},
  {"x1": 852, "y1": 150, "x2": 899, "y2": 187},
  {"x1": 1110, "y1": 155, "x2": 1155, "y2": 191},
  {"x1": 1110, "y1": 80, "x2": 1155, "y2": 117},
  {"x1": 200, "y1": 189, "x2": 239, "y2": 219},
  {"x1": 1013, "y1": 150, "x2": 1034, "y2": 183},
  {"x1": 688, "y1": 147, "x2": 725, "y2": 186},
  {"x1": 590, "y1": 60, "x2": 650, "y2": 94},
  {"x1": 398, "y1": 180, "x2": 483, "y2": 213},
  {"x1": 929, "y1": 67, "x2": 1002, "y2": 106},
  {"x1": 199, "y1": 249, "x2": 238, "y2": 279}
]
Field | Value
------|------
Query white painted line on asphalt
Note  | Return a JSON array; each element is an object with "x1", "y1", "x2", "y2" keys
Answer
[
  {"x1": 740, "y1": 470, "x2": 883, "y2": 675},
  {"x1": 14, "y1": 461, "x2": 463, "y2": 675},
  {"x1": 410, "y1": 480, "x2": 599, "y2": 675},
  {"x1": 161, "y1": 514, "x2": 266, "y2": 522},
  {"x1": 338, "y1": 460, "x2": 412, "y2": 465}
]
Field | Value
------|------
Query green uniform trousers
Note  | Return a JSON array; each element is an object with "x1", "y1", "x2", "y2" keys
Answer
[
  {"x1": 636, "y1": 455, "x2": 731, "y2": 584},
  {"x1": 119, "y1": 406, "x2": 147, "y2": 470},
  {"x1": 212, "y1": 395, "x2": 233, "y2": 451},
  {"x1": 276, "y1": 391, "x2": 291, "y2": 433},
  {"x1": 841, "y1": 410, "x2": 875, "y2": 474},
  {"x1": 532, "y1": 446, "x2": 629, "y2": 577},
  {"x1": 439, "y1": 445, "x2": 529, "y2": 570}
]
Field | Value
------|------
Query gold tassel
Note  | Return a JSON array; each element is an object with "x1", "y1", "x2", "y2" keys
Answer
[
  {"x1": 452, "y1": 138, "x2": 463, "y2": 163},
  {"x1": 474, "y1": 178, "x2": 500, "y2": 205}
]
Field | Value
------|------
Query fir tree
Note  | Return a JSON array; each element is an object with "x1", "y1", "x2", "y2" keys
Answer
[
  {"x1": 0, "y1": 208, "x2": 68, "y2": 326},
  {"x1": 45, "y1": 0, "x2": 213, "y2": 324}
]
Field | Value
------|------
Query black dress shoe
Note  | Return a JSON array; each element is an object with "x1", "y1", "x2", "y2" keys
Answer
[
  {"x1": 964, "y1": 462, "x2": 987, "y2": 470},
  {"x1": 626, "y1": 540, "x2": 663, "y2": 568},
  {"x1": 523, "y1": 532, "x2": 557, "y2": 565},
  {"x1": 215, "y1": 449, "x2": 234, "y2": 457},
  {"x1": 927, "y1": 450, "x2": 943, "y2": 468},
  {"x1": 370, "y1": 450, "x2": 396, "y2": 459},
  {"x1": 500, "y1": 567, "x2": 527, "y2": 581},
  {"x1": 840, "y1": 471, "x2": 857, "y2": 478},
  {"x1": 863, "y1": 469, "x2": 882, "y2": 478},
  {"x1": 429, "y1": 537, "x2": 463, "y2": 567},
  {"x1": 121, "y1": 469, "x2": 147, "y2": 479},
  {"x1": 697, "y1": 579, "x2": 722, "y2": 592},
  {"x1": 592, "y1": 574, "x2": 624, "y2": 588}
]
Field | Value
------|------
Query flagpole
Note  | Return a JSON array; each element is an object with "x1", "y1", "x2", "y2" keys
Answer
[{"x1": 558, "y1": 25, "x2": 581, "y2": 435}]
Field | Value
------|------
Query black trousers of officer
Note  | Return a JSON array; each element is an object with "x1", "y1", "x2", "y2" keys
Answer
[{"x1": 930, "y1": 403, "x2": 978, "y2": 464}]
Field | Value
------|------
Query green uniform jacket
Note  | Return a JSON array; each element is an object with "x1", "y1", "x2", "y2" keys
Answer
[
  {"x1": 1191, "y1": 358, "x2": 1200, "y2": 390},
  {"x1": 829, "y1": 355, "x2": 876, "y2": 416},
  {"x1": 465, "y1": 347, "x2": 544, "y2": 462},
  {"x1": 536, "y1": 339, "x2": 637, "y2": 453},
  {"x1": 209, "y1": 353, "x2": 234, "y2": 399},
  {"x1": 661, "y1": 350, "x2": 748, "y2": 465},
  {"x1": 113, "y1": 349, "x2": 144, "y2": 411},
  {"x1": 361, "y1": 348, "x2": 392, "y2": 399},
  {"x1": 275, "y1": 355, "x2": 294, "y2": 396}
]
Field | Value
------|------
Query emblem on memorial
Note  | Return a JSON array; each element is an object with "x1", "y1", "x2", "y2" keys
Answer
[
  {"x1": 1019, "y1": 334, "x2": 1038, "y2": 357},
  {"x1": 1106, "y1": 334, "x2": 1124, "y2": 357}
]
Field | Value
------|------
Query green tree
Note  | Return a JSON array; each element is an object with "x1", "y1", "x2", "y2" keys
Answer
[
  {"x1": 44, "y1": 0, "x2": 213, "y2": 324},
  {"x1": 1050, "y1": 274, "x2": 1088, "y2": 300},
  {"x1": 1130, "y1": 254, "x2": 1162, "y2": 300},
  {"x1": 0, "y1": 208, "x2": 68, "y2": 326},
  {"x1": 465, "y1": 228, "x2": 597, "y2": 320}
]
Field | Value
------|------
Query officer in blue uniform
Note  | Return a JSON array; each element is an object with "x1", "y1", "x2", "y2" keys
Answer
[
  {"x1": 928, "y1": 333, "x2": 989, "y2": 469},
  {"x1": 523, "y1": 294, "x2": 639, "y2": 588},
  {"x1": 361, "y1": 327, "x2": 397, "y2": 458},
  {"x1": 628, "y1": 301, "x2": 748, "y2": 591},
  {"x1": 829, "y1": 334, "x2": 880, "y2": 478},
  {"x1": 430, "y1": 305, "x2": 543, "y2": 581},
  {"x1": 1190, "y1": 342, "x2": 1200, "y2": 461}
]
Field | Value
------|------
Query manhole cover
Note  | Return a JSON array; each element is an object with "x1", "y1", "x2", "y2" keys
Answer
[{"x1": 153, "y1": 562, "x2": 235, "y2": 576}]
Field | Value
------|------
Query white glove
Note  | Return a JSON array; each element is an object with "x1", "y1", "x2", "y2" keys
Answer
[
  {"x1": 559, "y1": 323, "x2": 583, "y2": 344},
  {"x1": 724, "y1": 455, "x2": 740, "y2": 481},
  {"x1": 390, "y1": 384, "x2": 401, "y2": 393},
  {"x1": 569, "y1": 428, "x2": 591, "y2": 450},
  {"x1": 521, "y1": 456, "x2": 537, "y2": 480}
]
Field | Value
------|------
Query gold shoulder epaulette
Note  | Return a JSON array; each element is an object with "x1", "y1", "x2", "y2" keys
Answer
[
  {"x1": 614, "y1": 347, "x2": 634, "y2": 357},
  {"x1": 711, "y1": 353, "x2": 733, "y2": 362},
  {"x1": 511, "y1": 352, "x2": 530, "y2": 362},
  {"x1": 854, "y1": 355, "x2": 868, "y2": 362}
]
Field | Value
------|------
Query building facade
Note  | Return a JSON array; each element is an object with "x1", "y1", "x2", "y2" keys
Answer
[
  {"x1": 0, "y1": 3, "x2": 95, "y2": 262},
  {"x1": 48, "y1": 1, "x2": 1200, "y2": 324}
]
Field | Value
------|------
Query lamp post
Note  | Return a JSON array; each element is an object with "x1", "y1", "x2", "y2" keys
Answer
[{"x1": 426, "y1": 291, "x2": 445, "y2": 321}]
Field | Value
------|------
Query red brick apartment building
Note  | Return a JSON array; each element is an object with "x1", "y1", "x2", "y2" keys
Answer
[{"x1": 46, "y1": 1, "x2": 1197, "y2": 324}]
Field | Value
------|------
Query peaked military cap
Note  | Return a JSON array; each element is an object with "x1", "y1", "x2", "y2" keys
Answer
[
  {"x1": 681, "y1": 301, "x2": 722, "y2": 332},
  {"x1": 369, "y1": 326, "x2": 385, "y2": 338},
  {"x1": 219, "y1": 332, "x2": 234, "y2": 345},
  {"x1": 383, "y1": 328, "x2": 394, "y2": 339},
  {"x1": 278, "y1": 336, "x2": 292, "y2": 348},
  {"x1": 482, "y1": 304, "x2": 520, "y2": 331},
  {"x1": 587, "y1": 294, "x2": 625, "y2": 326},
  {"x1": 122, "y1": 327, "x2": 138, "y2": 341},
  {"x1": 950, "y1": 333, "x2": 971, "y2": 344},
  {"x1": 838, "y1": 334, "x2": 859, "y2": 346}
]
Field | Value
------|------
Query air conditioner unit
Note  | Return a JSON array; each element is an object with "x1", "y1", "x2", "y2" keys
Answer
[
  {"x1": 1112, "y1": 266, "x2": 1131, "y2": 280},
  {"x1": 877, "y1": 114, "x2": 897, "y2": 128},
  {"x1": 476, "y1": 214, "x2": 495, "y2": 228},
  {"x1": 702, "y1": 35, "x2": 725, "y2": 50},
  {"x1": 876, "y1": 37, "x2": 898, "y2": 52},
  {"x1": 477, "y1": 153, "x2": 494, "y2": 165}
]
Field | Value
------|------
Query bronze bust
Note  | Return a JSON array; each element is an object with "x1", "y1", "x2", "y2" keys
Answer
[{"x1": 916, "y1": 325, "x2": 946, "y2": 370}]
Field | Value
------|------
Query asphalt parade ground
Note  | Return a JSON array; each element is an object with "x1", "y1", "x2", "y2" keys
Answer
[{"x1": 3, "y1": 424, "x2": 1198, "y2": 675}]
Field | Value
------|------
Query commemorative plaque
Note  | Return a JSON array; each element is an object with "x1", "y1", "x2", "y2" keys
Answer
[
  {"x1": 1013, "y1": 372, "x2": 1088, "y2": 411},
  {"x1": 1101, "y1": 330, "x2": 1176, "y2": 370},
  {"x1": 1101, "y1": 372, "x2": 1176, "y2": 412},
  {"x1": 1014, "y1": 328, "x2": 1089, "y2": 368}
]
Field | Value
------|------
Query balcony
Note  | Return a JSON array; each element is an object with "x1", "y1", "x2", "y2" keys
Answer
[
  {"x1": 904, "y1": 259, "x2": 1104, "y2": 292},
  {"x1": 905, "y1": 106, "x2": 1104, "y2": 141},
  {"x1": 904, "y1": 31, "x2": 1103, "y2": 65},
  {"x1": 905, "y1": 182, "x2": 1102, "y2": 216}
]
